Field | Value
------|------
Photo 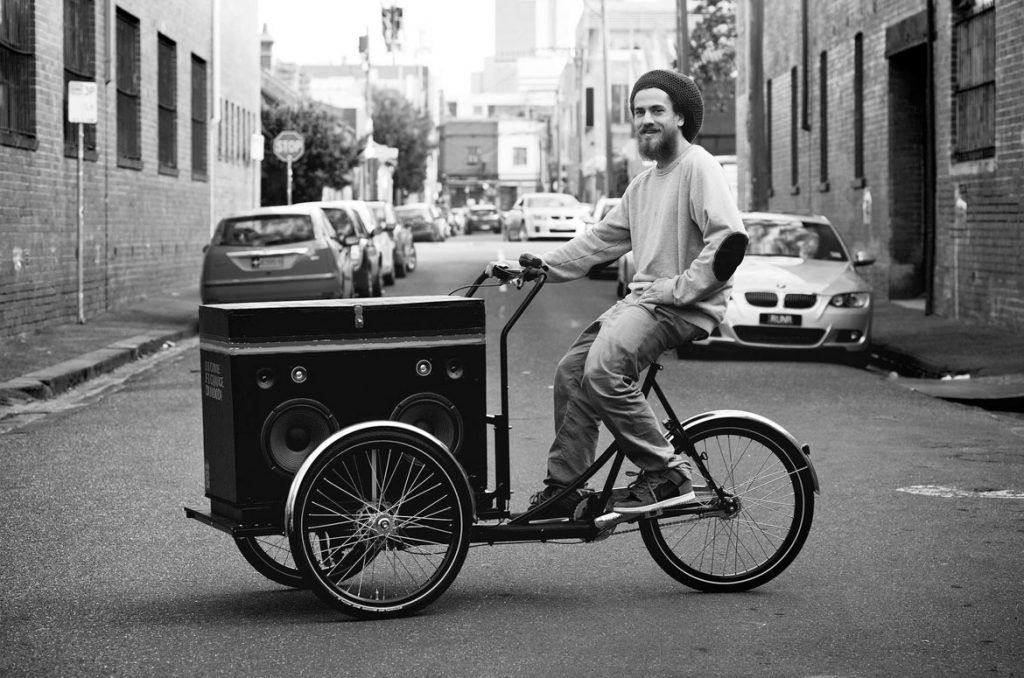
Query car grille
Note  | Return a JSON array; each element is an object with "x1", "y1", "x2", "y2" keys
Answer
[
  {"x1": 734, "y1": 326, "x2": 827, "y2": 346},
  {"x1": 784, "y1": 293, "x2": 817, "y2": 309},
  {"x1": 744, "y1": 292, "x2": 778, "y2": 307}
]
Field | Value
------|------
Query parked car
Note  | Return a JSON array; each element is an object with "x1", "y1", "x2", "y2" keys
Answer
[
  {"x1": 586, "y1": 197, "x2": 622, "y2": 279},
  {"x1": 617, "y1": 212, "x2": 875, "y2": 363},
  {"x1": 296, "y1": 200, "x2": 384, "y2": 297},
  {"x1": 367, "y1": 200, "x2": 417, "y2": 278},
  {"x1": 502, "y1": 192, "x2": 589, "y2": 241},
  {"x1": 200, "y1": 204, "x2": 351, "y2": 304},
  {"x1": 464, "y1": 203, "x2": 503, "y2": 233},
  {"x1": 395, "y1": 202, "x2": 448, "y2": 242}
]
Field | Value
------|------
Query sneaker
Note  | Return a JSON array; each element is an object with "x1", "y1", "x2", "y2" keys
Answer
[
  {"x1": 612, "y1": 469, "x2": 696, "y2": 514},
  {"x1": 527, "y1": 485, "x2": 590, "y2": 521}
]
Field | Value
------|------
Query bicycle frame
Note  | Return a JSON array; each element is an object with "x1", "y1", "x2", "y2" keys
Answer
[{"x1": 463, "y1": 272, "x2": 739, "y2": 543}]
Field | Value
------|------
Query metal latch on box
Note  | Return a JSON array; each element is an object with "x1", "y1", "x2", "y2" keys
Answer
[{"x1": 354, "y1": 305, "x2": 364, "y2": 328}]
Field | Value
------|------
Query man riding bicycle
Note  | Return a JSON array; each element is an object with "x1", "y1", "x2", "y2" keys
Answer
[{"x1": 511, "y1": 69, "x2": 748, "y2": 519}]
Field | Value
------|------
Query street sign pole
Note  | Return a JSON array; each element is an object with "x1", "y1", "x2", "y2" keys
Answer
[
  {"x1": 77, "y1": 121, "x2": 85, "y2": 323},
  {"x1": 68, "y1": 80, "x2": 97, "y2": 324},
  {"x1": 287, "y1": 160, "x2": 293, "y2": 205}
]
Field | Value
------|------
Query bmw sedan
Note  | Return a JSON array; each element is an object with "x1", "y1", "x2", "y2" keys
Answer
[
  {"x1": 200, "y1": 205, "x2": 351, "y2": 304},
  {"x1": 618, "y1": 212, "x2": 875, "y2": 363}
]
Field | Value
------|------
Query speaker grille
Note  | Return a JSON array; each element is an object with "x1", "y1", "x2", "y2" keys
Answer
[
  {"x1": 391, "y1": 393, "x2": 464, "y2": 454},
  {"x1": 260, "y1": 399, "x2": 339, "y2": 475}
]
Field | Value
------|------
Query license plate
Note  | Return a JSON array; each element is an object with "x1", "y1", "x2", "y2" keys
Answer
[
  {"x1": 252, "y1": 256, "x2": 284, "y2": 270},
  {"x1": 760, "y1": 313, "x2": 801, "y2": 326}
]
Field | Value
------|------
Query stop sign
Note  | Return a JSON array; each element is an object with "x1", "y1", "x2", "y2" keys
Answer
[{"x1": 272, "y1": 130, "x2": 305, "y2": 162}]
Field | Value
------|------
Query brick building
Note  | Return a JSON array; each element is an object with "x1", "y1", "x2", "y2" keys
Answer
[
  {"x1": 736, "y1": 0, "x2": 1023, "y2": 330},
  {"x1": 0, "y1": 0, "x2": 260, "y2": 341}
]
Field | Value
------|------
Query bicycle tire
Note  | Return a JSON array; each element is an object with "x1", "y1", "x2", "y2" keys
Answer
[
  {"x1": 234, "y1": 534, "x2": 306, "y2": 589},
  {"x1": 287, "y1": 425, "x2": 472, "y2": 618},
  {"x1": 640, "y1": 417, "x2": 815, "y2": 592}
]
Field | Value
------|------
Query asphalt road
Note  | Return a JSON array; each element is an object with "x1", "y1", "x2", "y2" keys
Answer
[{"x1": 2, "y1": 234, "x2": 1022, "y2": 677}]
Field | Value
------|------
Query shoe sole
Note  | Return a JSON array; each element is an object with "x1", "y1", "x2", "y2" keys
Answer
[{"x1": 613, "y1": 489, "x2": 698, "y2": 515}]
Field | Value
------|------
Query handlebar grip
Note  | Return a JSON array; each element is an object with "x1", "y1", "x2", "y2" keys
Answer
[{"x1": 519, "y1": 253, "x2": 548, "y2": 270}]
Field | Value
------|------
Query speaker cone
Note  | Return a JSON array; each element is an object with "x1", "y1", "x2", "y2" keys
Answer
[
  {"x1": 260, "y1": 399, "x2": 339, "y2": 475},
  {"x1": 390, "y1": 393, "x2": 463, "y2": 454}
]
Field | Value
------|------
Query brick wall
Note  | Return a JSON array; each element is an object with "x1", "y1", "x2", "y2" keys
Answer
[
  {"x1": 736, "y1": 0, "x2": 1024, "y2": 330},
  {"x1": 0, "y1": 0, "x2": 260, "y2": 341}
]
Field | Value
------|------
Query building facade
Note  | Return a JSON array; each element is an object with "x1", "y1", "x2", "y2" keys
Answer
[
  {"x1": 1, "y1": 0, "x2": 260, "y2": 341},
  {"x1": 736, "y1": 0, "x2": 1022, "y2": 329}
]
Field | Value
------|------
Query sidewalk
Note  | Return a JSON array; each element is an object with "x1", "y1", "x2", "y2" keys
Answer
[{"x1": 1, "y1": 288, "x2": 1023, "y2": 409}]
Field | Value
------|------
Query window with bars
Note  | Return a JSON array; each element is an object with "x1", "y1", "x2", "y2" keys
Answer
[
  {"x1": 852, "y1": 32, "x2": 864, "y2": 185},
  {"x1": 191, "y1": 54, "x2": 207, "y2": 180},
  {"x1": 116, "y1": 9, "x2": 142, "y2": 168},
  {"x1": 64, "y1": 0, "x2": 96, "y2": 158},
  {"x1": 157, "y1": 33, "x2": 177, "y2": 174},
  {"x1": 513, "y1": 146, "x2": 527, "y2": 166},
  {"x1": 953, "y1": 4, "x2": 995, "y2": 161},
  {"x1": 1, "y1": 0, "x2": 37, "y2": 149}
]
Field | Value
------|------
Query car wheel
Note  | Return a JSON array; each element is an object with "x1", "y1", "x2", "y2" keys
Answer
[
  {"x1": 372, "y1": 269, "x2": 383, "y2": 297},
  {"x1": 405, "y1": 245, "x2": 417, "y2": 273},
  {"x1": 394, "y1": 253, "x2": 407, "y2": 279},
  {"x1": 353, "y1": 266, "x2": 372, "y2": 297}
]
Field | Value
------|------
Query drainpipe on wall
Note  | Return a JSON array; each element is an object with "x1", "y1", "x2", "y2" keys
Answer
[
  {"x1": 210, "y1": 0, "x2": 222, "y2": 236},
  {"x1": 924, "y1": 0, "x2": 937, "y2": 315}
]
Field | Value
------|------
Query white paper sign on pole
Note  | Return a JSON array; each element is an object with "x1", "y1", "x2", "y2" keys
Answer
[{"x1": 68, "y1": 81, "x2": 98, "y2": 124}]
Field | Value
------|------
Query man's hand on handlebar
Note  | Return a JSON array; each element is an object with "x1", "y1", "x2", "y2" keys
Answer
[{"x1": 485, "y1": 253, "x2": 548, "y2": 285}]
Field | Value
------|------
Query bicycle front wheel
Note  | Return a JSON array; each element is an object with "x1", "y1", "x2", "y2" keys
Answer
[
  {"x1": 640, "y1": 418, "x2": 815, "y2": 592},
  {"x1": 287, "y1": 427, "x2": 472, "y2": 618}
]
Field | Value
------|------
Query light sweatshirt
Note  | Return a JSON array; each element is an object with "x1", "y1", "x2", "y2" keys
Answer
[{"x1": 542, "y1": 144, "x2": 747, "y2": 335}]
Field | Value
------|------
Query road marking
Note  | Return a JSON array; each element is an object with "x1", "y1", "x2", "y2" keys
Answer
[{"x1": 898, "y1": 485, "x2": 1024, "y2": 499}]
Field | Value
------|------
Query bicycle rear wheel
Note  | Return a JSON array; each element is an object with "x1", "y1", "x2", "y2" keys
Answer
[
  {"x1": 234, "y1": 534, "x2": 306, "y2": 589},
  {"x1": 640, "y1": 417, "x2": 815, "y2": 592},
  {"x1": 287, "y1": 426, "x2": 472, "y2": 618}
]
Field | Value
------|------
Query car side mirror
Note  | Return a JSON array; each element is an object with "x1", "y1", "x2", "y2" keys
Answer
[
  {"x1": 342, "y1": 234, "x2": 360, "y2": 247},
  {"x1": 853, "y1": 251, "x2": 876, "y2": 267}
]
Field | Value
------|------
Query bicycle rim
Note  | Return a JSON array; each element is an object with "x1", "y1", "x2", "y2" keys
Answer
[
  {"x1": 289, "y1": 432, "x2": 470, "y2": 617},
  {"x1": 641, "y1": 422, "x2": 814, "y2": 591}
]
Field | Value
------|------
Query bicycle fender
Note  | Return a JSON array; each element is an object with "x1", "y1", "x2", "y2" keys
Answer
[
  {"x1": 286, "y1": 420, "x2": 477, "y2": 526},
  {"x1": 679, "y1": 409, "x2": 820, "y2": 494}
]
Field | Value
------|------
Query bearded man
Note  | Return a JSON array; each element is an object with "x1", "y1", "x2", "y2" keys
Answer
[{"x1": 515, "y1": 69, "x2": 749, "y2": 519}]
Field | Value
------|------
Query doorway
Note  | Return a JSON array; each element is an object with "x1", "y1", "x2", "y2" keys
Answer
[{"x1": 887, "y1": 44, "x2": 932, "y2": 302}]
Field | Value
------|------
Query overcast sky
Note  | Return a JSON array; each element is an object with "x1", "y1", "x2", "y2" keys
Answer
[{"x1": 256, "y1": 0, "x2": 583, "y2": 97}]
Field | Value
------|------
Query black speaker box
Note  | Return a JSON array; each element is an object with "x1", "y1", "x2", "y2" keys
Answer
[{"x1": 199, "y1": 296, "x2": 486, "y2": 527}]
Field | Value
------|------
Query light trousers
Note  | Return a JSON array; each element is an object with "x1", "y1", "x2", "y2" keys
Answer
[{"x1": 545, "y1": 298, "x2": 707, "y2": 488}]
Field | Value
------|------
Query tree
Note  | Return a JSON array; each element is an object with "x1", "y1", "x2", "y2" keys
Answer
[
  {"x1": 371, "y1": 89, "x2": 435, "y2": 197},
  {"x1": 689, "y1": 0, "x2": 737, "y2": 115},
  {"x1": 261, "y1": 102, "x2": 361, "y2": 205}
]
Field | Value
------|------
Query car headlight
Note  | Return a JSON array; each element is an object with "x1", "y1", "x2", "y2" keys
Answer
[{"x1": 829, "y1": 292, "x2": 870, "y2": 308}]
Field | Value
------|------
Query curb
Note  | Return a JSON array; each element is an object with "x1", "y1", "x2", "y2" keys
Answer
[
  {"x1": 868, "y1": 343, "x2": 953, "y2": 379},
  {"x1": 0, "y1": 322, "x2": 197, "y2": 404}
]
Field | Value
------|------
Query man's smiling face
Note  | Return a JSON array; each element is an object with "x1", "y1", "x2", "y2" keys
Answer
[{"x1": 632, "y1": 88, "x2": 685, "y2": 164}]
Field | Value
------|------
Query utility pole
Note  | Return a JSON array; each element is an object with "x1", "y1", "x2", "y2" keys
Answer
[
  {"x1": 600, "y1": 0, "x2": 614, "y2": 198},
  {"x1": 676, "y1": 0, "x2": 689, "y2": 73}
]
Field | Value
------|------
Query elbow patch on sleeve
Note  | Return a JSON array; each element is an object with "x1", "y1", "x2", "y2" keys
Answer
[{"x1": 713, "y1": 233, "x2": 748, "y2": 281}]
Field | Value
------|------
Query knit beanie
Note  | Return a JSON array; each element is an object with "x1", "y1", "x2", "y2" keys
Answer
[{"x1": 629, "y1": 69, "x2": 704, "y2": 142}]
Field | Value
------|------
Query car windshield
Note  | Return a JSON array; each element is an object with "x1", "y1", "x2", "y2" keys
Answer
[
  {"x1": 319, "y1": 208, "x2": 357, "y2": 238},
  {"x1": 525, "y1": 194, "x2": 578, "y2": 209},
  {"x1": 215, "y1": 215, "x2": 315, "y2": 247},
  {"x1": 470, "y1": 206, "x2": 497, "y2": 215},
  {"x1": 743, "y1": 218, "x2": 847, "y2": 261}
]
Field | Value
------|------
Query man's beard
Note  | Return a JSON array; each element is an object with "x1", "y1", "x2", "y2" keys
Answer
[{"x1": 637, "y1": 125, "x2": 680, "y2": 163}]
